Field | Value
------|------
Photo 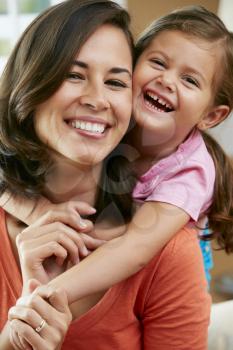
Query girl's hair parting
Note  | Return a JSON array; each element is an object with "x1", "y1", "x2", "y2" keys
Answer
[{"x1": 135, "y1": 6, "x2": 233, "y2": 252}]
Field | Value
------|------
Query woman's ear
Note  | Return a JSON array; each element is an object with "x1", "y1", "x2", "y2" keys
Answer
[{"x1": 197, "y1": 105, "x2": 230, "y2": 131}]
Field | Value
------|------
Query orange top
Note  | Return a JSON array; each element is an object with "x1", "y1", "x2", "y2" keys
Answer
[
  {"x1": 0, "y1": 208, "x2": 22, "y2": 328},
  {"x1": 0, "y1": 207, "x2": 211, "y2": 349}
]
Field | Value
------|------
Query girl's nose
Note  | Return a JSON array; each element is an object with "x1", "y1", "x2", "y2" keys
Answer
[{"x1": 156, "y1": 71, "x2": 176, "y2": 92}]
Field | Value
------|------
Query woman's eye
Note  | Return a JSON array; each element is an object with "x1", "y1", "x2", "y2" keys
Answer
[
  {"x1": 183, "y1": 75, "x2": 199, "y2": 87},
  {"x1": 106, "y1": 79, "x2": 127, "y2": 88},
  {"x1": 67, "y1": 72, "x2": 85, "y2": 81}
]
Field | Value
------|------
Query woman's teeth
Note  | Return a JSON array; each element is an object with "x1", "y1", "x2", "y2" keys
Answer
[{"x1": 71, "y1": 120, "x2": 105, "y2": 133}]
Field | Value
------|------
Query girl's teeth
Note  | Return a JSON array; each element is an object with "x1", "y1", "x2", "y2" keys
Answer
[
  {"x1": 147, "y1": 92, "x2": 173, "y2": 110},
  {"x1": 145, "y1": 100, "x2": 163, "y2": 112},
  {"x1": 158, "y1": 98, "x2": 165, "y2": 105},
  {"x1": 71, "y1": 121, "x2": 105, "y2": 133}
]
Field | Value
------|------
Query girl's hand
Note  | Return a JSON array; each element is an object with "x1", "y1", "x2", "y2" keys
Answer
[
  {"x1": 27, "y1": 199, "x2": 96, "y2": 233},
  {"x1": 8, "y1": 280, "x2": 72, "y2": 350},
  {"x1": 17, "y1": 207, "x2": 105, "y2": 287}
]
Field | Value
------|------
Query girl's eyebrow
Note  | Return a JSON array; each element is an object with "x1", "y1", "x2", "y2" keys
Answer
[
  {"x1": 147, "y1": 49, "x2": 168, "y2": 60},
  {"x1": 72, "y1": 60, "x2": 132, "y2": 78}
]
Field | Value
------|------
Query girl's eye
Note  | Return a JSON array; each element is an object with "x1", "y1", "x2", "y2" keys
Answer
[
  {"x1": 183, "y1": 75, "x2": 199, "y2": 87},
  {"x1": 66, "y1": 72, "x2": 85, "y2": 81},
  {"x1": 105, "y1": 79, "x2": 127, "y2": 88},
  {"x1": 150, "y1": 58, "x2": 165, "y2": 68}
]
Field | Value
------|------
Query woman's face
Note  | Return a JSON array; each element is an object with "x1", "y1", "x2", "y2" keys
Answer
[{"x1": 34, "y1": 24, "x2": 132, "y2": 168}]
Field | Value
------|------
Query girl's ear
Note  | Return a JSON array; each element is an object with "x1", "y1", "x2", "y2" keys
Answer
[{"x1": 197, "y1": 105, "x2": 230, "y2": 130}]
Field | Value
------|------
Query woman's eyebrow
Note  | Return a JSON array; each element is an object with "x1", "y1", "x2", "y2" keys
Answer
[
  {"x1": 109, "y1": 67, "x2": 132, "y2": 78},
  {"x1": 72, "y1": 60, "x2": 87, "y2": 68},
  {"x1": 72, "y1": 60, "x2": 131, "y2": 78}
]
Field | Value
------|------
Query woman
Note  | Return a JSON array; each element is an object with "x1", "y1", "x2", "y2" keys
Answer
[
  {"x1": 0, "y1": 1, "x2": 133, "y2": 348},
  {"x1": 0, "y1": 1, "x2": 210, "y2": 349}
]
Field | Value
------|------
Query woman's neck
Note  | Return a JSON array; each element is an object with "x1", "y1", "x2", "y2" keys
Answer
[{"x1": 44, "y1": 158, "x2": 102, "y2": 206}]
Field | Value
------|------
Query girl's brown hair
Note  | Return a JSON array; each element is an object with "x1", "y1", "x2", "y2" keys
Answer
[
  {"x1": 135, "y1": 6, "x2": 233, "y2": 252},
  {"x1": 0, "y1": 0, "x2": 134, "y2": 220}
]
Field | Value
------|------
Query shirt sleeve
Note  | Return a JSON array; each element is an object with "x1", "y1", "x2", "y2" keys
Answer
[
  {"x1": 145, "y1": 162, "x2": 215, "y2": 221},
  {"x1": 142, "y1": 229, "x2": 211, "y2": 350}
]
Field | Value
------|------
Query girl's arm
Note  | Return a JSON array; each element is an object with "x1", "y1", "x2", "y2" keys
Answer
[
  {"x1": 1, "y1": 192, "x2": 190, "y2": 306},
  {"x1": 41, "y1": 201, "x2": 190, "y2": 304}
]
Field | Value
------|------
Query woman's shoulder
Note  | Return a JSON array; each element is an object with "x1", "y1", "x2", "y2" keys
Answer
[
  {"x1": 136, "y1": 227, "x2": 208, "y2": 299},
  {"x1": 137, "y1": 227, "x2": 211, "y2": 349},
  {"x1": 146, "y1": 227, "x2": 201, "y2": 273}
]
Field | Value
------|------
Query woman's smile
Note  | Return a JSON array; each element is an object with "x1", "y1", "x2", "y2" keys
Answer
[{"x1": 65, "y1": 116, "x2": 111, "y2": 139}]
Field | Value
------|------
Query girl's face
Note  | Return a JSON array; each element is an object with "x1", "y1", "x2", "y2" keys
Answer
[
  {"x1": 132, "y1": 30, "x2": 223, "y2": 156},
  {"x1": 34, "y1": 24, "x2": 132, "y2": 168}
]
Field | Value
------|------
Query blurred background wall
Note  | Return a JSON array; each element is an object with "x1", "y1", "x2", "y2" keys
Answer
[{"x1": 128, "y1": 0, "x2": 219, "y2": 35}]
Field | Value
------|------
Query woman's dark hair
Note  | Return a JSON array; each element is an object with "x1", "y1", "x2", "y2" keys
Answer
[
  {"x1": 0, "y1": 0, "x2": 135, "y2": 221},
  {"x1": 134, "y1": 6, "x2": 233, "y2": 252},
  {"x1": 95, "y1": 142, "x2": 137, "y2": 223}
]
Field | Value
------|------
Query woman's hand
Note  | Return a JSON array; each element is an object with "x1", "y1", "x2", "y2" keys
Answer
[
  {"x1": 8, "y1": 280, "x2": 72, "y2": 350},
  {"x1": 16, "y1": 204, "x2": 105, "y2": 287}
]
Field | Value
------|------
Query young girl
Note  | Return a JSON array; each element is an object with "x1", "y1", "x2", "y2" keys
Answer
[{"x1": 2, "y1": 5, "x2": 233, "y2": 305}]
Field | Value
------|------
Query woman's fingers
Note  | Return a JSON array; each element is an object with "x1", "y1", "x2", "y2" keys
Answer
[
  {"x1": 9, "y1": 304, "x2": 41, "y2": 325},
  {"x1": 9, "y1": 328, "x2": 23, "y2": 350},
  {"x1": 9, "y1": 288, "x2": 72, "y2": 350},
  {"x1": 18, "y1": 333, "x2": 32, "y2": 350},
  {"x1": 10, "y1": 319, "x2": 45, "y2": 350},
  {"x1": 14, "y1": 290, "x2": 71, "y2": 330}
]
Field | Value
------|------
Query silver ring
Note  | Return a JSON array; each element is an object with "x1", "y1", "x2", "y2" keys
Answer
[{"x1": 35, "y1": 319, "x2": 46, "y2": 333}]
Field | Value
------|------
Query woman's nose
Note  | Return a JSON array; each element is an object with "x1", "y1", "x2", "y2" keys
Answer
[{"x1": 79, "y1": 84, "x2": 110, "y2": 111}]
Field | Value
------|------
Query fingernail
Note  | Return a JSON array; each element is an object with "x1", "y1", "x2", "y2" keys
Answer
[
  {"x1": 79, "y1": 220, "x2": 87, "y2": 228},
  {"x1": 83, "y1": 246, "x2": 88, "y2": 256},
  {"x1": 89, "y1": 207, "x2": 96, "y2": 214}
]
